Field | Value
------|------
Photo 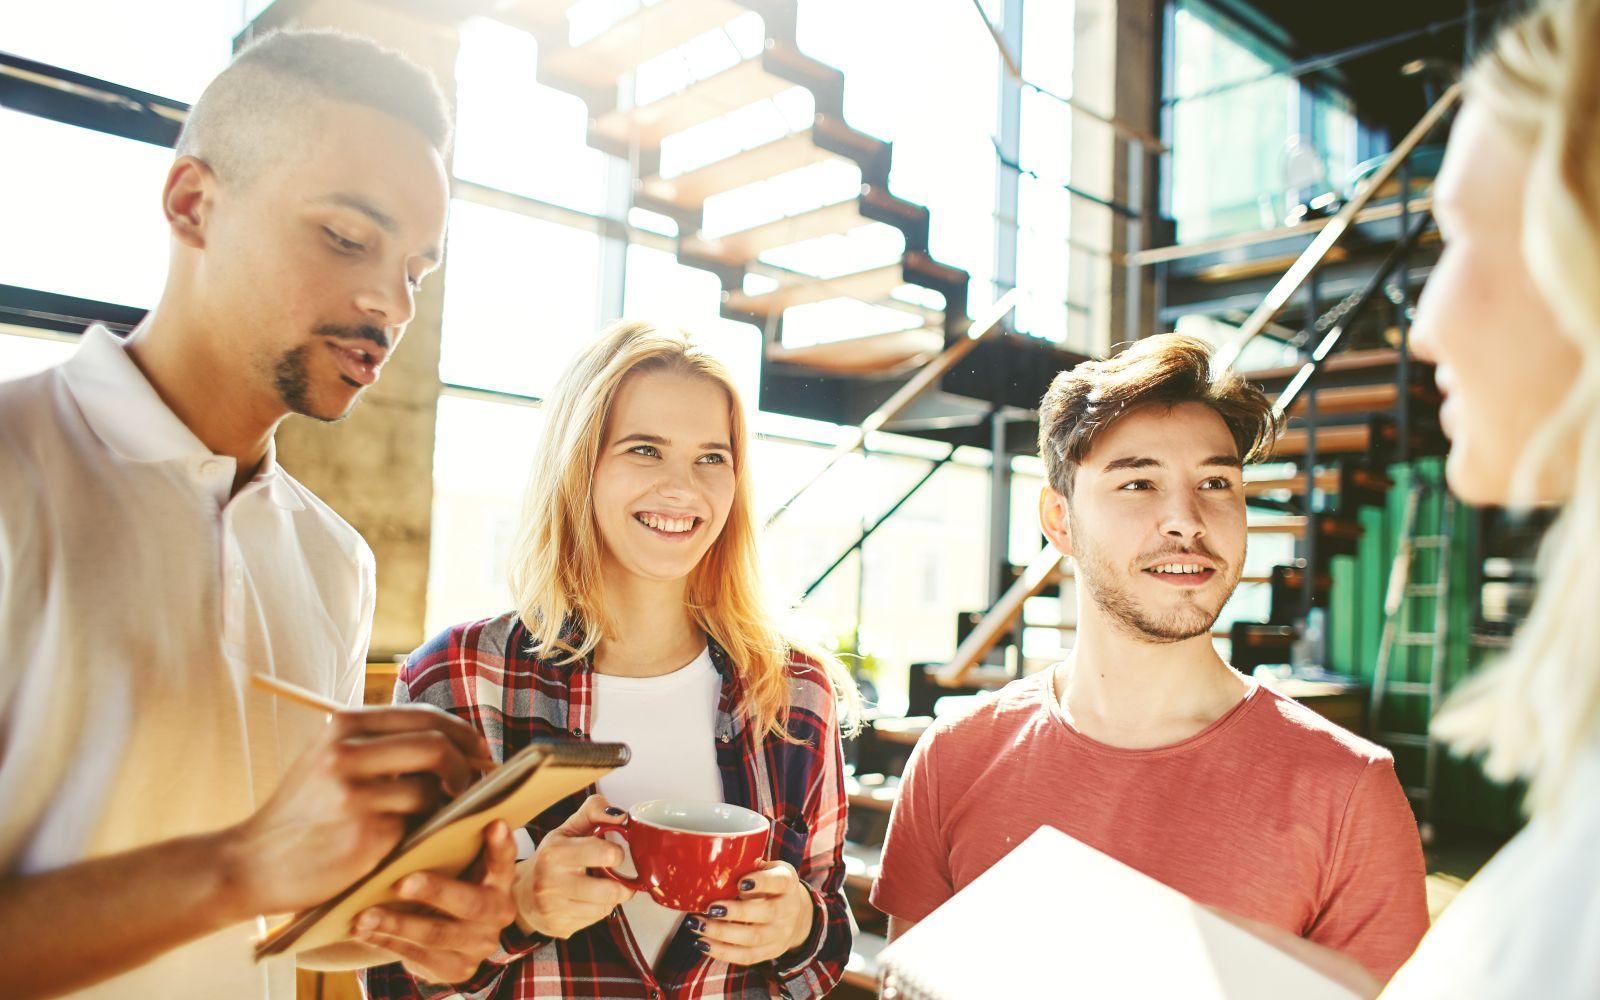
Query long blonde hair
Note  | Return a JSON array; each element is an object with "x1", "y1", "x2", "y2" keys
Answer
[
  {"x1": 508, "y1": 319, "x2": 859, "y2": 741},
  {"x1": 1431, "y1": 0, "x2": 1600, "y2": 816}
]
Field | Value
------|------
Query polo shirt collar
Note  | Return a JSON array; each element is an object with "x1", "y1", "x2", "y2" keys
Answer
[{"x1": 62, "y1": 324, "x2": 303, "y2": 511}]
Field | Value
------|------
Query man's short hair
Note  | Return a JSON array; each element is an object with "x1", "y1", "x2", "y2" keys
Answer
[
  {"x1": 176, "y1": 29, "x2": 452, "y2": 186},
  {"x1": 1038, "y1": 334, "x2": 1279, "y2": 499}
]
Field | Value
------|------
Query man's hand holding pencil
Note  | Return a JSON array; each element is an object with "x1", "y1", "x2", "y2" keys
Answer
[{"x1": 235, "y1": 675, "x2": 517, "y2": 984}]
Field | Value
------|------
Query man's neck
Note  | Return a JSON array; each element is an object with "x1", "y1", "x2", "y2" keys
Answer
[
  {"x1": 1055, "y1": 605, "x2": 1248, "y2": 750},
  {"x1": 124, "y1": 301, "x2": 281, "y2": 493},
  {"x1": 591, "y1": 564, "x2": 704, "y2": 679}
]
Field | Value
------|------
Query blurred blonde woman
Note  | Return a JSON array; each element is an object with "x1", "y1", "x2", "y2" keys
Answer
[
  {"x1": 363, "y1": 320, "x2": 858, "y2": 1000},
  {"x1": 1382, "y1": 0, "x2": 1600, "y2": 995}
]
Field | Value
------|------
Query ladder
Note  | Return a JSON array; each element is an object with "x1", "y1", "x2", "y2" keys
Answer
[{"x1": 1369, "y1": 474, "x2": 1455, "y2": 841}]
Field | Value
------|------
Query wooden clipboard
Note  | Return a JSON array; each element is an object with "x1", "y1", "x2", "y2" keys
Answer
[{"x1": 255, "y1": 739, "x2": 630, "y2": 960}]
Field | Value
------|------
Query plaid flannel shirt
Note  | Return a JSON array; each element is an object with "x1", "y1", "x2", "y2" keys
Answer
[{"x1": 360, "y1": 612, "x2": 852, "y2": 1000}]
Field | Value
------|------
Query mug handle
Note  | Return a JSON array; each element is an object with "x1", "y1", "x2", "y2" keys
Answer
[{"x1": 596, "y1": 816, "x2": 648, "y2": 892}]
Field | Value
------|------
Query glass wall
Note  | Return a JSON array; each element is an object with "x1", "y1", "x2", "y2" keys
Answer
[{"x1": 1166, "y1": 0, "x2": 1361, "y2": 243}]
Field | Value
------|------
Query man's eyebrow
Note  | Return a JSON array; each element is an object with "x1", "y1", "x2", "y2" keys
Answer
[
  {"x1": 318, "y1": 192, "x2": 396, "y2": 232},
  {"x1": 1102, "y1": 456, "x2": 1160, "y2": 472},
  {"x1": 1101, "y1": 454, "x2": 1242, "y2": 472},
  {"x1": 316, "y1": 193, "x2": 442, "y2": 263}
]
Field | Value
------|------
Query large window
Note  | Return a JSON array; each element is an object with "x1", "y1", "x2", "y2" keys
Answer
[
  {"x1": 437, "y1": 198, "x2": 609, "y2": 398},
  {"x1": 0, "y1": 110, "x2": 174, "y2": 308},
  {"x1": 1167, "y1": 1, "x2": 1363, "y2": 243},
  {"x1": 2, "y1": 3, "x2": 1090, "y2": 713},
  {"x1": 0, "y1": 1, "x2": 248, "y2": 370},
  {"x1": 0, "y1": 1, "x2": 235, "y2": 104}
]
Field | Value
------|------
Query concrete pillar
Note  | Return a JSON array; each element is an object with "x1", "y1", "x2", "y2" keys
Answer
[
  {"x1": 243, "y1": 0, "x2": 461, "y2": 658},
  {"x1": 1071, "y1": 0, "x2": 1161, "y2": 352}
]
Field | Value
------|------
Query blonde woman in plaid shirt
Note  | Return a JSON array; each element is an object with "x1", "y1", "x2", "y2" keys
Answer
[{"x1": 362, "y1": 320, "x2": 859, "y2": 1000}]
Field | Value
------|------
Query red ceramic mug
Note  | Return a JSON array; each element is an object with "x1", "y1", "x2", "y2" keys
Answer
[{"x1": 598, "y1": 800, "x2": 772, "y2": 912}]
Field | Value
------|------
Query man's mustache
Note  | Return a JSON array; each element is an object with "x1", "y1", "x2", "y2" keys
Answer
[
  {"x1": 315, "y1": 323, "x2": 389, "y2": 352},
  {"x1": 1136, "y1": 541, "x2": 1224, "y2": 568}
]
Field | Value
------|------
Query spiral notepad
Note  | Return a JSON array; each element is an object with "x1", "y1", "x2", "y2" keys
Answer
[{"x1": 255, "y1": 739, "x2": 630, "y2": 960}]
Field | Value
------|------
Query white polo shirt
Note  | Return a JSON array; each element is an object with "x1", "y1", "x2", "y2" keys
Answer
[{"x1": 0, "y1": 326, "x2": 376, "y2": 999}]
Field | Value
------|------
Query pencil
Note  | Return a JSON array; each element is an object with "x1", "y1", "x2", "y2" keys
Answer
[
  {"x1": 250, "y1": 673, "x2": 498, "y2": 772},
  {"x1": 251, "y1": 672, "x2": 346, "y2": 713}
]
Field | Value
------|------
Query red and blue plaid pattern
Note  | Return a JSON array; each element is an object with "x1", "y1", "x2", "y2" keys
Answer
[{"x1": 359, "y1": 612, "x2": 852, "y2": 1000}]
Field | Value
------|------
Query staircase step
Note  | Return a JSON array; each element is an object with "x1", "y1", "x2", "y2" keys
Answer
[
  {"x1": 727, "y1": 263, "x2": 911, "y2": 315},
  {"x1": 842, "y1": 840, "x2": 883, "y2": 893},
  {"x1": 1270, "y1": 422, "x2": 1373, "y2": 458},
  {"x1": 1244, "y1": 470, "x2": 1339, "y2": 497},
  {"x1": 1379, "y1": 731, "x2": 1432, "y2": 748},
  {"x1": 764, "y1": 327, "x2": 943, "y2": 374},
  {"x1": 871, "y1": 716, "x2": 933, "y2": 747},
  {"x1": 539, "y1": 0, "x2": 747, "y2": 88},
  {"x1": 1383, "y1": 681, "x2": 1434, "y2": 695},
  {"x1": 592, "y1": 56, "x2": 794, "y2": 149},
  {"x1": 500, "y1": 0, "x2": 581, "y2": 27},
  {"x1": 1284, "y1": 383, "x2": 1400, "y2": 417},
  {"x1": 843, "y1": 931, "x2": 888, "y2": 990},
  {"x1": 644, "y1": 130, "x2": 841, "y2": 208},
  {"x1": 1246, "y1": 348, "x2": 1406, "y2": 385},
  {"x1": 1248, "y1": 516, "x2": 1309, "y2": 535},
  {"x1": 687, "y1": 199, "x2": 863, "y2": 260},
  {"x1": 844, "y1": 773, "x2": 899, "y2": 813}
]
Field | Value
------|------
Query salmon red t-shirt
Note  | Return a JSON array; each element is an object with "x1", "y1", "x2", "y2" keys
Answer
[{"x1": 870, "y1": 670, "x2": 1430, "y2": 982}]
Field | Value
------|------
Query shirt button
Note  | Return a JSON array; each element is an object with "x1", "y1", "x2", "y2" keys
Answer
[{"x1": 570, "y1": 727, "x2": 584, "y2": 738}]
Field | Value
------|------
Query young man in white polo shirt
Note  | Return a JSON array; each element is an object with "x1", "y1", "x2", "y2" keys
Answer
[{"x1": 0, "y1": 31, "x2": 519, "y2": 998}]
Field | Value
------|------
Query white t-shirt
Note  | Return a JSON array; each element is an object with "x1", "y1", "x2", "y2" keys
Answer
[
  {"x1": 590, "y1": 647, "x2": 724, "y2": 968},
  {"x1": 0, "y1": 327, "x2": 375, "y2": 999},
  {"x1": 1383, "y1": 741, "x2": 1600, "y2": 998}
]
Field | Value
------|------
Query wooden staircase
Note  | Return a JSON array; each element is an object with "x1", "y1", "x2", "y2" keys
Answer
[{"x1": 485, "y1": 0, "x2": 1082, "y2": 454}]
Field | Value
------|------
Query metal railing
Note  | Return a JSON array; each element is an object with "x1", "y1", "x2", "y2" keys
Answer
[{"x1": 763, "y1": 287, "x2": 1020, "y2": 527}]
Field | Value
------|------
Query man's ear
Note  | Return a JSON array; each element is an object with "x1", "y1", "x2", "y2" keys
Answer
[
  {"x1": 1038, "y1": 484, "x2": 1074, "y2": 558},
  {"x1": 163, "y1": 156, "x2": 217, "y2": 250}
]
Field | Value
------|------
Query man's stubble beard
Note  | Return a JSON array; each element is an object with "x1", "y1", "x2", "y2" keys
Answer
[
  {"x1": 1067, "y1": 506, "x2": 1240, "y2": 645},
  {"x1": 272, "y1": 343, "x2": 360, "y2": 424}
]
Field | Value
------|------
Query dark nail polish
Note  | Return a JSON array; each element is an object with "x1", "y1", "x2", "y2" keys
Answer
[
  {"x1": 604, "y1": 806, "x2": 625, "y2": 816},
  {"x1": 709, "y1": 905, "x2": 727, "y2": 918},
  {"x1": 685, "y1": 917, "x2": 703, "y2": 932},
  {"x1": 695, "y1": 939, "x2": 712, "y2": 953},
  {"x1": 739, "y1": 879, "x2": 755, "y2": 892}
]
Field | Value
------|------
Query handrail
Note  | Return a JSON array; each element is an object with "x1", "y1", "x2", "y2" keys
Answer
[
  {"x1": 1272, "y1": 209, "x2": 1434, "y2": 418},
  {"x1": 1213, "y1": 82, "x2": 1462, "y2": 374},
  {"x1": 763, "y1": 287, "x2": 1021, "y2": 528},
  {"x1": 935, "y1": 544, "x2": 1065, "y2": 688},
  {"x1": 800, "y1": 446, "x2": 957, "y2": 600},
  {"x1": 964, "y1": 0, "x2": 1168, "y2": 153}
]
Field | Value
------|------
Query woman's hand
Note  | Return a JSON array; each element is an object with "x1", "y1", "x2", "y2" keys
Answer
[
  {"x1": 513, "y1": 794, "x2": 634, "y2": 940},
  {"x1": 688, "y1": 860, "x2": 815, "y2": 967},
  {"x1": 349, "y1": 820, "x2": 519, "y2": 984}
]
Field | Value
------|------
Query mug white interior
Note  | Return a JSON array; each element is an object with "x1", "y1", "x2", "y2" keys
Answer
[{"x1": 631, "y1": 799, "x2": 769, "y2": 836}]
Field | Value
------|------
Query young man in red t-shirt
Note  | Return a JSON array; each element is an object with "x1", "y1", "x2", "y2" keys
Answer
[{"x1": 871, "y1": 335, "x2": 1429, "y2": 985}]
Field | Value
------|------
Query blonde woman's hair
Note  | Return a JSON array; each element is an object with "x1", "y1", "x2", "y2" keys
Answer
[
  {"x1": 509, "y1": 319, "x2": 859, "y2": 741},
  {"x1": 1430, "y1": 0, "x2": 1600, "y2": 816}
]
